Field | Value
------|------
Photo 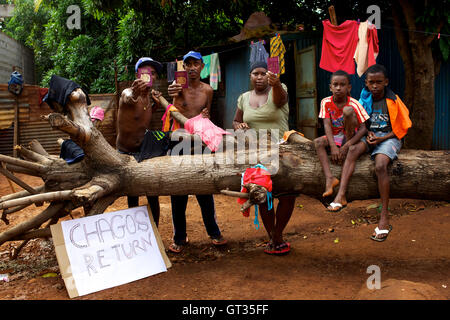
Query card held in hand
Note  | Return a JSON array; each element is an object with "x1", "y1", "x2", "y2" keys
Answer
[
  {"x1": 175, "y1": 71, "x2": 188, "y2": 89},
  {"x1": 137, "y1": 67, "x2": 153, "y2": 87},
  {"x1": 267, "y1": 56, "x2": 280, "y2": 75}
]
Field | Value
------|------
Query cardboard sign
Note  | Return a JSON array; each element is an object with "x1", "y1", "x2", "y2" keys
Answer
[
  {"x1": 137, "y1": 67, "x2": 153, "y2": 87},
  {"x1": 267, "y1": 56, "x2": 280, "y2": 75},
  {"x1": 175, "y1": 71, "x2": 188, "y2": 88},
  {"x1": 51, "y1": 205, "x2": 171, "y2": 298}
]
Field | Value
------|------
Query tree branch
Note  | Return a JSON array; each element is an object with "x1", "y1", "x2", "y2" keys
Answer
[
  {"x1": 0, "y1": 191, "x2": 73, "y2": 210},
  {"x1": 28, "y1": 139, "x2": 49, "y2": 157},
  {"x1": 43, "y1": 113, "x2": 91, "y2": 144},
  {"x1": 220, "y1": 189, "x2": 249, "y2": 198},
  {"x1": 9, "y1": 227, "x2": 51, "y2": 241},
  {"x1": 0, "y1": 154, "x2": 47, "y2": 173},
  {"x1": 3, "y1": 164, "x2": 42, "y2": 176},
  {"x1": 84, "y1": 195, "x2": 118, "y2": 216},
  {"x1": 0, "y1": 202, "x2": 72, "y2": 246},
  {"x1": 0, "y1": 185, "x2": 45, "y2": 203},
  {"x1": 425, "y1": 20, "x2": 444, "y2": 45},
  {"x1": 0, "y1": 165, "x2": 39, "y2": 195},
  {"x1": 398, "y1": 0, "x2": 416, "y2": 30},
  {"x1": 15, "y1": 145, "x2": 51, "y2": 165}
]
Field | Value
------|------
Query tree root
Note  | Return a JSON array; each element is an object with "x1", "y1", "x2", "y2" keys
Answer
[{"x1": 0, "y1": 202, "x2": 73, "y2": 246}]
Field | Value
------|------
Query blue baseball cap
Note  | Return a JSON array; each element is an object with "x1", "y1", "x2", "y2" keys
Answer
[
  {"x1": 135, "y1": 57, "x2": 163, "y2": 74},
  {"x1": 183, "y1": 51, "x2": 203, "y2": 62}
]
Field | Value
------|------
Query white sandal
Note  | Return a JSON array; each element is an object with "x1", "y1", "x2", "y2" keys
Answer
[{"x1": 371, "y1": 225, "x2": 393, "y2": 242}]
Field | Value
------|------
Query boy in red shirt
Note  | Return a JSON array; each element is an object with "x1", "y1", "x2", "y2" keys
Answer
[{"x1": 314, "y1": 70, "x2": 369, "y2": 210}]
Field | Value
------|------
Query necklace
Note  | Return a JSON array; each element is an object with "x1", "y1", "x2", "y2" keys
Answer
[{"x1": 143, "y1": 96, "x2": 153, "y2": 111}]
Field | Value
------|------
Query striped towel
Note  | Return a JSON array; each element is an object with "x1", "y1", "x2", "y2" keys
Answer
[{"x1": 209, "y1": 53, "x2": 221, "y2": 90}]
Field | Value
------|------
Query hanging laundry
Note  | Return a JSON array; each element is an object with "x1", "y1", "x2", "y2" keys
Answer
[
  {"x1": 209, "y1": 53, "x2": 221, "y2": 90},
  {"x1": 176, "y1": 60, "x2": 185, "y2": 71},
  {"x1": 354, "y1": 21, "x2": 379, "y2": 77},
  {"x1": 200, "y1": 54, "x2": 211, "y2": 79},
  {"x1": 270, "y1": 34, "x2": 286, "y2": 75},
  {"x1": 167, "y1": 61, "x2": 176, "y2": 82},
  {"x1": 319, "y1": 20, "x2": 359, "y2": 74},
  {"x1": 249, "y1": 40, "x2": 269, "y2": 65}
]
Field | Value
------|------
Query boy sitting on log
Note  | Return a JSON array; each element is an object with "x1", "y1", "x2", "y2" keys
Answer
[
  {"x1": 358, "y1": 64, "x2": 412, "y2": 241},
  {"x1": 314, "y1": 70, "x2": 369, "y2": 211}
]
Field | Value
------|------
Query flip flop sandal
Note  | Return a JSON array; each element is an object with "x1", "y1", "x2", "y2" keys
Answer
[
  {"x1": 370, "y1": 225, "x2": 393, "y2": 242},
  {"x1": 168, "y1": 243, "x2": 184, "y2": 253},
  {"x1": 327, "y1": 202, "x2": 346, "y2": 212},
  {"x1": 168, "y1": 237, "x2": 189, "y2": 253},
  {"x1": 211, "y1": 236, "x2": 227, "y2": 246},
  {"x1": 273, "y1": 242, "x2": 291, "y2": 255},
  {"x1": 263, "y1": 241, "x2": 276, "y2": 255}
]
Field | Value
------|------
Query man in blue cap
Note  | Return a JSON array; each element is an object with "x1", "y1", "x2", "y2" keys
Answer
[
  {"x1": 116, "y1": 57, "x2": 164, "y2": 226},
  {"x1": 167, "y1": 51, "x2": 227, "y2": 253}
]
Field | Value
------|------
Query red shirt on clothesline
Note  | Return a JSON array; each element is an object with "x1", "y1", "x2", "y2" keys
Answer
[{"x1": 319, "y1": 20, "x2": 359, "y2": 75}]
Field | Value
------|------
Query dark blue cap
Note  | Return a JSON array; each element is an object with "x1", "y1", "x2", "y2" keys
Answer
[
  {"x1": 135, "y1": 57, "x2": 163, "y2": 74},
  {"x1": 183, "y1": 51, "x2": 203, "y2": 62}
]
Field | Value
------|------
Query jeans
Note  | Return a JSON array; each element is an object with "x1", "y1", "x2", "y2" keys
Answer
[
  {"x1": 171, "y1": 194, "x2": 221, "y2": 245},
  {"x1": 128, "y1": 196, "x2": 160, "y2": 226}
]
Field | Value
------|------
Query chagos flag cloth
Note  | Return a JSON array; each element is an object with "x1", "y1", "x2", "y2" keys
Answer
[{"x1": 319, "y1": 20, "x2": 359, "y2": 74}]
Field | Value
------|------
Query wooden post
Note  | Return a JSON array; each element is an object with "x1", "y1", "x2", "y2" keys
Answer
[
  {"x1": 328, "y1": 5, "x2": 338, "y2": 26},
  {"x1": 13, "y1": 97, "x2": 19, "y2": 158}
]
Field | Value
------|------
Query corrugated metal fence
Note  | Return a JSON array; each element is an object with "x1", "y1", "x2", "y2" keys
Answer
[
  {"x1": 0, "y1": 85, "x2": 119, "y2": 156},
  {"x1": 433, "y1": 62, "x2": 450, "y2": 150}
]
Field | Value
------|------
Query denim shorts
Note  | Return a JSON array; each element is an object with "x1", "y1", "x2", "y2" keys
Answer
[{"x1": 362, "y1": 131, "x2": 402, "y2": 160}]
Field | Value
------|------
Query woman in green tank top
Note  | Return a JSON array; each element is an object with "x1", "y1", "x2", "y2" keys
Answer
[{"x1": 232, "y1": 61, "x2": 296, "y2": 255}]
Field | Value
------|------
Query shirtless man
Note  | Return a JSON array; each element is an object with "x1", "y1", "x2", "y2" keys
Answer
[
  {"x1": 117, "y1": 57, "x2": 163, "y2": 226},
  {"x1": 166, "y1": 50, "x2": 226, "y2": 253}
]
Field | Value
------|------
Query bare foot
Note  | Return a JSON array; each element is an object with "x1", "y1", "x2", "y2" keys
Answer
[{"x1": 322, "y1": 177, "x2": 339, "y2": 197}]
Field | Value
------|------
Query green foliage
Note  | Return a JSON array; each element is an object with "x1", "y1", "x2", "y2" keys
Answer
[
  {"x1": 415, "y1": 0, "x2": 450, "y2": 62},
  {"x1": 4, "y1": 0, "x2": 51, "y2": 81},
  {"x1": 2, "y1": 0, "x2": 448, "y2": 94},
  {"x1": 4, "y1": 0, "x2": 118, "y2": 93},
  {"x1": 42, "y1": 35, "x2": 115, "y2": 91}
]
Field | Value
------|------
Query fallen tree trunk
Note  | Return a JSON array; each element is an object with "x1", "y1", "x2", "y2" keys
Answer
[{"x1": 0, "y1": 89, "x2": 449, "y2": 249}]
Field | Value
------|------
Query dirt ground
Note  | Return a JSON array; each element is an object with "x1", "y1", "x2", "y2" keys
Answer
[{"x1": 0, "y1": 173, "x2": 449, "y2": 300}]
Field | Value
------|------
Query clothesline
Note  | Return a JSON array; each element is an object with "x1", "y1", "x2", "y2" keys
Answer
[
  {"x1": 116, "y1": 43, "x2": 250, "y2": 72},
  {"x1": 115, "y1": 21, "x2": 448, "y2": 75},
  {"x1": 380, "y1": 24, "x2": 450, "y2": 38}
]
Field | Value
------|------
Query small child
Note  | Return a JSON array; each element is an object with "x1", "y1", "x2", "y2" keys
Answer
[
  {"x1": 359, "y1": 64, "x2": 412, "y2": 241},
  {"x1": 314, "y1": 70, "x2": 369, "y2": 210}
]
